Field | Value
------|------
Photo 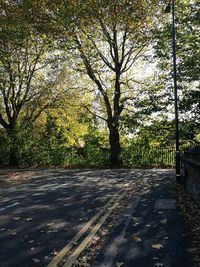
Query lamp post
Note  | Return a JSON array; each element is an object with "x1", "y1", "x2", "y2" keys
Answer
[{"x1": 165, "y1": 0, "x2": 181, "y2": 183}]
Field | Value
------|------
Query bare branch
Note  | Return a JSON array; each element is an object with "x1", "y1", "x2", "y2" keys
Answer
[
  {"x1": 80, "y1": 28, "x2": 115, "y2": 71},
  {"x1": 82, "y1": 104, "x2": 107, "y2": 122},
  {"x1": 74, "y1": 34, "x2": 113, "y2": 119},
  {"x1": 121, "y1": 46, "x2": 145, "y2": 74}
]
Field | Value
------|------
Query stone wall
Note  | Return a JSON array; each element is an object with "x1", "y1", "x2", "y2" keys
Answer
[{"x1": 182, "y1": 158, "x2": 200, "y2": 206}]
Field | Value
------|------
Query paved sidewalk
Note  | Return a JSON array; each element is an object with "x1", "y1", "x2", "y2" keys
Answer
[{"x1": 93, "y1": 170, "x2": 193, "y2": 267}]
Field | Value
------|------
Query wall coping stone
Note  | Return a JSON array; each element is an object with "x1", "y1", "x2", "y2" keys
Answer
[{"x1": 182, "y1": 157, "x2": 200, "y2": 169}]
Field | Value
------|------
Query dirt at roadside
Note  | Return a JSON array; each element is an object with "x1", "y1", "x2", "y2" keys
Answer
[
  {"x1": 173, "y1": 185, "x2": 200, "y2": 267},
  {"x1": 0, "y1": 168, "x2": 49, "y2": 188}
]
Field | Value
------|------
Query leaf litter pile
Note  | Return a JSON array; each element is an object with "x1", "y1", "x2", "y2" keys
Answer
[
  {"x1": 0, "y1": 169, "x2": 43, "y2": 187},
  {"x1": 173, "y1": 184, "x2": 200, "y2": 267}
]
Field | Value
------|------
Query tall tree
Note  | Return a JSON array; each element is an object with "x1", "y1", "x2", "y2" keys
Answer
[
  {"x1": 45, "y1": 0, "x2": 159, "y2": 165},
  {"x1": 0, "y1": 1, "x2": 64, "y2": 165}
]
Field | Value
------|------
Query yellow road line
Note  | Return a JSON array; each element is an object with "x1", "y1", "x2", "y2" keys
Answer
[
  {"x1": 63, "y1": 194, "x2": 123, "y2": 267},
  {"x1": 47, "y1": 192, "x2": 120, "y2": 267}
]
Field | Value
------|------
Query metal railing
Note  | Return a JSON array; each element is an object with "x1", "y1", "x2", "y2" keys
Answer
[{"x1": 122, "y1": 146, "x2": 175, "y2": 167}]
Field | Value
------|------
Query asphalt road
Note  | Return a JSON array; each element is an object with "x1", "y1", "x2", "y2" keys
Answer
[
  {"x1": 0, "y1": 168, "x2": 141, "y2": 267},
  {"x1": 1, "y1": 168, "x2": 191, "y2": 267}
]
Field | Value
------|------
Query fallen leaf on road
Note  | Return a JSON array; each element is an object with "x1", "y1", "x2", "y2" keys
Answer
[
  {"x1": 152, "y1": 244, "x2": 163, "y2": 249},
  {"x1": 53, "y1": 249, "x2": 58, "y2": 256},
  {"x1": 11, "y1": 231, "x2": 17, "y2": 236},
  {"x1": 8, "y1": 229, "x2": 17, "y2": 235},
  {"x1": 116, "y1": 262, "x2": 124, "y2": 267},
  {"x1": 92, "y1": 236, "x2": 100, "y2": 245},
  {"x1": 155, "y1": 263, "x2": 164, "y2": 267},
  {"x1": 101, "y1": 230, "x2": 108, "y2": 236},
  {"x1": 32, "y1": 258, "x2": 40, "y2": 263},
  {"x1": 160, "y1": 218, "x2": 167, "y2": 225},
  {"x1": 14, "y1": 217, "x2": 21, "y2": 221},
  {"x1": 47, "y1": 223, "x2": 55, "y2": 227},
  {"x1": 46, "y1": 230, "x2": 58, "y2": 233},
  {"x1": 93, "y1": 236, "x2": 100, "y2": 242},
  {"x1": 133, "y1": 236, "x2": 142, "y2": 243}
]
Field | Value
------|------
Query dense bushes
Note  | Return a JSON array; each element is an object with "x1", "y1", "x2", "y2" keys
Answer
[
  {"x1": 0, "y1": 128, "x2": 175, "y2": 168},
  {"x1": 0, "y1": 130, "x2": 10, "y2": 166},
  {"x1": 0, "y1": 128, "x2": 110, "y2": 167},
  {"x1": 1, "y1": 118, "x2": 195, "y2": 168}
]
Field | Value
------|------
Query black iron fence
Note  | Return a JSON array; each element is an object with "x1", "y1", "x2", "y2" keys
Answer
[{"x1": 121, "y1": 146, "x2": 175, "y2": 167}]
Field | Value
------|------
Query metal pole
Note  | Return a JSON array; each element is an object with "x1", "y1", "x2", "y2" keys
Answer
[{"x1": 171, "y1": 0, "x2": 181, "y2": 183}]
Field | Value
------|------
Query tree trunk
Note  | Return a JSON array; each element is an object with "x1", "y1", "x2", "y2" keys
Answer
[{"x1": 108, "y1": 122, "x2": 121, "y2": 166}]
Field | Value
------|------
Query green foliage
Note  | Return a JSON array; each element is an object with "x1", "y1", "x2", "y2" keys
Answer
[
  {"x1": 0, "y1": 1, "x2": 199, "y2": 168},
  {"x1": 153, "y1": 0, "x2": 200, "y2": 141},
  {"x1": 144, "y1": 0, "x2": 200, "y2": 155},
  {"x1": 0, "y1": 129, "x2": 10, "y2": 165}
]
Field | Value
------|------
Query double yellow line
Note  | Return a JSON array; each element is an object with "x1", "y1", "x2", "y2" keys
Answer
[{"x1": 47, "y1": 192, "x2": 124, "y2": 267}]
